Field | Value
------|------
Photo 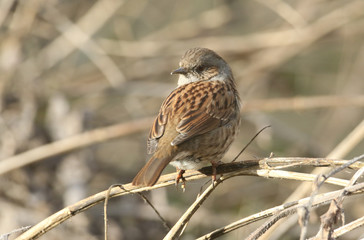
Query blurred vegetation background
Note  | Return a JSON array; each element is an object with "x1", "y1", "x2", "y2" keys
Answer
[{"x1": 0, "y1": 0, "x2": 364, "y2": 239}]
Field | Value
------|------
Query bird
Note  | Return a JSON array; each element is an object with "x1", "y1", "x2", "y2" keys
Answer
[{"x1": 132, "y1": 47, "x2": 241, "y2": 187}]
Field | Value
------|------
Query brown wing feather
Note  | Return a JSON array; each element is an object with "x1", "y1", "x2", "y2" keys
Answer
[
  {"x1": 147, "y1": 89, "x2": 177, "y2": 154},
  {"x1": 172, "y1": 111, "x2": 220, "y2": 145},
  {"x1": 147, "y1": 80, "x2": 239, "y2": 151},
  {"x1": 172, "y1": 81, "x2": 238, "y2": 146},
  {"x1": 147, "y1": 113, "x2": 167, "y2": 154}
]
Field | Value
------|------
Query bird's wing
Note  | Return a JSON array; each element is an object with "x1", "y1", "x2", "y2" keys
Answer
[
  {"x1": 147, "y1": 81, "x2": 239, "y2": 152},
  {"x1": 147, "y1": 109, "x2": 167, "y2": 154},
  {"x1": 172, "y1": 81, "x2": 238, "y2": 146}
]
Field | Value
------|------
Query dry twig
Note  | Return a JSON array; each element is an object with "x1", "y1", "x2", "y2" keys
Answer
[
  {"x1": 299, "y1": 154, "x2": 364, "y2": 240},
  {"x1": 310, "y1": 165, "x2": 364, "y2": 240},
  {"x1": 332, "y1": 216, "x2": 364, "y2": 239},
  {"x1": 103, "y1": 184, "x2": 171, "y2": 240},
  {"x1": 14, "y1": 157, "x2": 363, "y2": 240},
  {"x1": 0, "y1": 226, "x2": 32, "y2": 240},
  {"x1": 267, "y1": 118, "x2": 364, "y2": 239},
  {"x1": 197, "y1": 182, "x2": 364, "y2": 240}
]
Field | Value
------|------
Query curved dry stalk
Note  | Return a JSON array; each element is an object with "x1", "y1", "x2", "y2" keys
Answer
[
  {"x1": 332, "y1": 216, "x2": 364, "y2": 239},
  {"x1": 14, "y1": 158, "x2": 363, "y2": 240},
  {"x1": 309, "y1": 165, "x2": 364, "y2": 240},
  {"x1": 163, "y1": 167, "x2": 353, "y2": 240},
  {"x1": 163, "y1": 179, "x2": 218, "y2": 239},
  {"x1": 299, "y1": 154, "x2": 364, "y2": 240},
  {"x1": 14, "y1": 160, "x2": 258, "y2": 240},
  {"x1": 0, "y1": 226, "x2": 32, "y2": 240},
  {"x1": 256, "y1": 170, "x2": 349, "y2": 187},
  {"x1": 266, "y1": 118, "x2": 364, "y2": 239},
  {"x1": 197, "y1": 182, "x2": 364, "y2": 240},
  {"x1": 104, "y1": 184, "x2": 171, "y2": 240},
  {"x1": 283, "y1": 119, "x2": 364, "y2": 203}
]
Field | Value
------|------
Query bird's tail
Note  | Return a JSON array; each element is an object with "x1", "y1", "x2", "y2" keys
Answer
[{"x1": 132, "y1": 155, "x2": 172, "y2": 186}]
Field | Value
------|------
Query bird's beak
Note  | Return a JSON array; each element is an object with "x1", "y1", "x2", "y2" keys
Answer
[{"x1": 171, "y1": 67, "x2": 187, "y2": 75}]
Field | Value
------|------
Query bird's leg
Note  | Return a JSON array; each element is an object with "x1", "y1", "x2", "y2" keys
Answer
[
  {"x1": 211, "y1": 161, "x2": 219, "y2": 187},
  {"x1": 175, "y1": 168, "x2": 186, "y2": 189}
]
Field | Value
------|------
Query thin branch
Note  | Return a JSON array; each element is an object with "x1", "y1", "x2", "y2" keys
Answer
[
  {"x1": 103, "y1": 184, "x2": 114, "y2": 240},
  {"x1": 0, "y1": 226, "x2": 32, "y2": 240},
  {"x1": 197, "y1": 182, "x2": 364, "y2": 240},
  {"x1": 103, "y1": 184, "x2": 171, "y2": 240},
  {"x1": 163, "y1": 165, "x2": 354, "y2": 240},
  {"x1": 332, "y1": 216, "x2": 364, "y2": 239},
  {"x1": 272, "y1": 118, "x2": 364, "y2": 239},
  {"x1": 311, "y1": 165, "x2": 364, "y2": 240},
  {"x1": 255, "y1": 170, "x2": 349, "y2": 187},
  {"x1": 14, "y1": 158, "x2": 363, "y2": 240},
  {"x1": 163, "y1": 179, "x2": 218, "y2": 239},
  {"x1": 299, "y1": 154, "x2": 364, "y2": 240},
  {"x1": 232, "y1": 125, "x2": 271, "y2": 162}
]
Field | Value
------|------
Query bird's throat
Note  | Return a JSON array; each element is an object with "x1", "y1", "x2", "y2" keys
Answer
[{"x1": 177, "y1": 74, "x2": 199, "y2": 86}]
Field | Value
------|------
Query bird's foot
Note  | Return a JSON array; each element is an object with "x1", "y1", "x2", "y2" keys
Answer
[{"x1": 175, "y1": 169, "x2": 186, "y2": 191}]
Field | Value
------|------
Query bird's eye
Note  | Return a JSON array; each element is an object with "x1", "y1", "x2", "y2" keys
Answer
[{"x1": 195, "y1": 65, "x2": 204, "y2": 72}]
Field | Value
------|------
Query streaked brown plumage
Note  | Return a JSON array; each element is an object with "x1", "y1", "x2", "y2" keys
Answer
[{"x1": 132, "y1": 48, "x2": 240, "y2": 186}]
